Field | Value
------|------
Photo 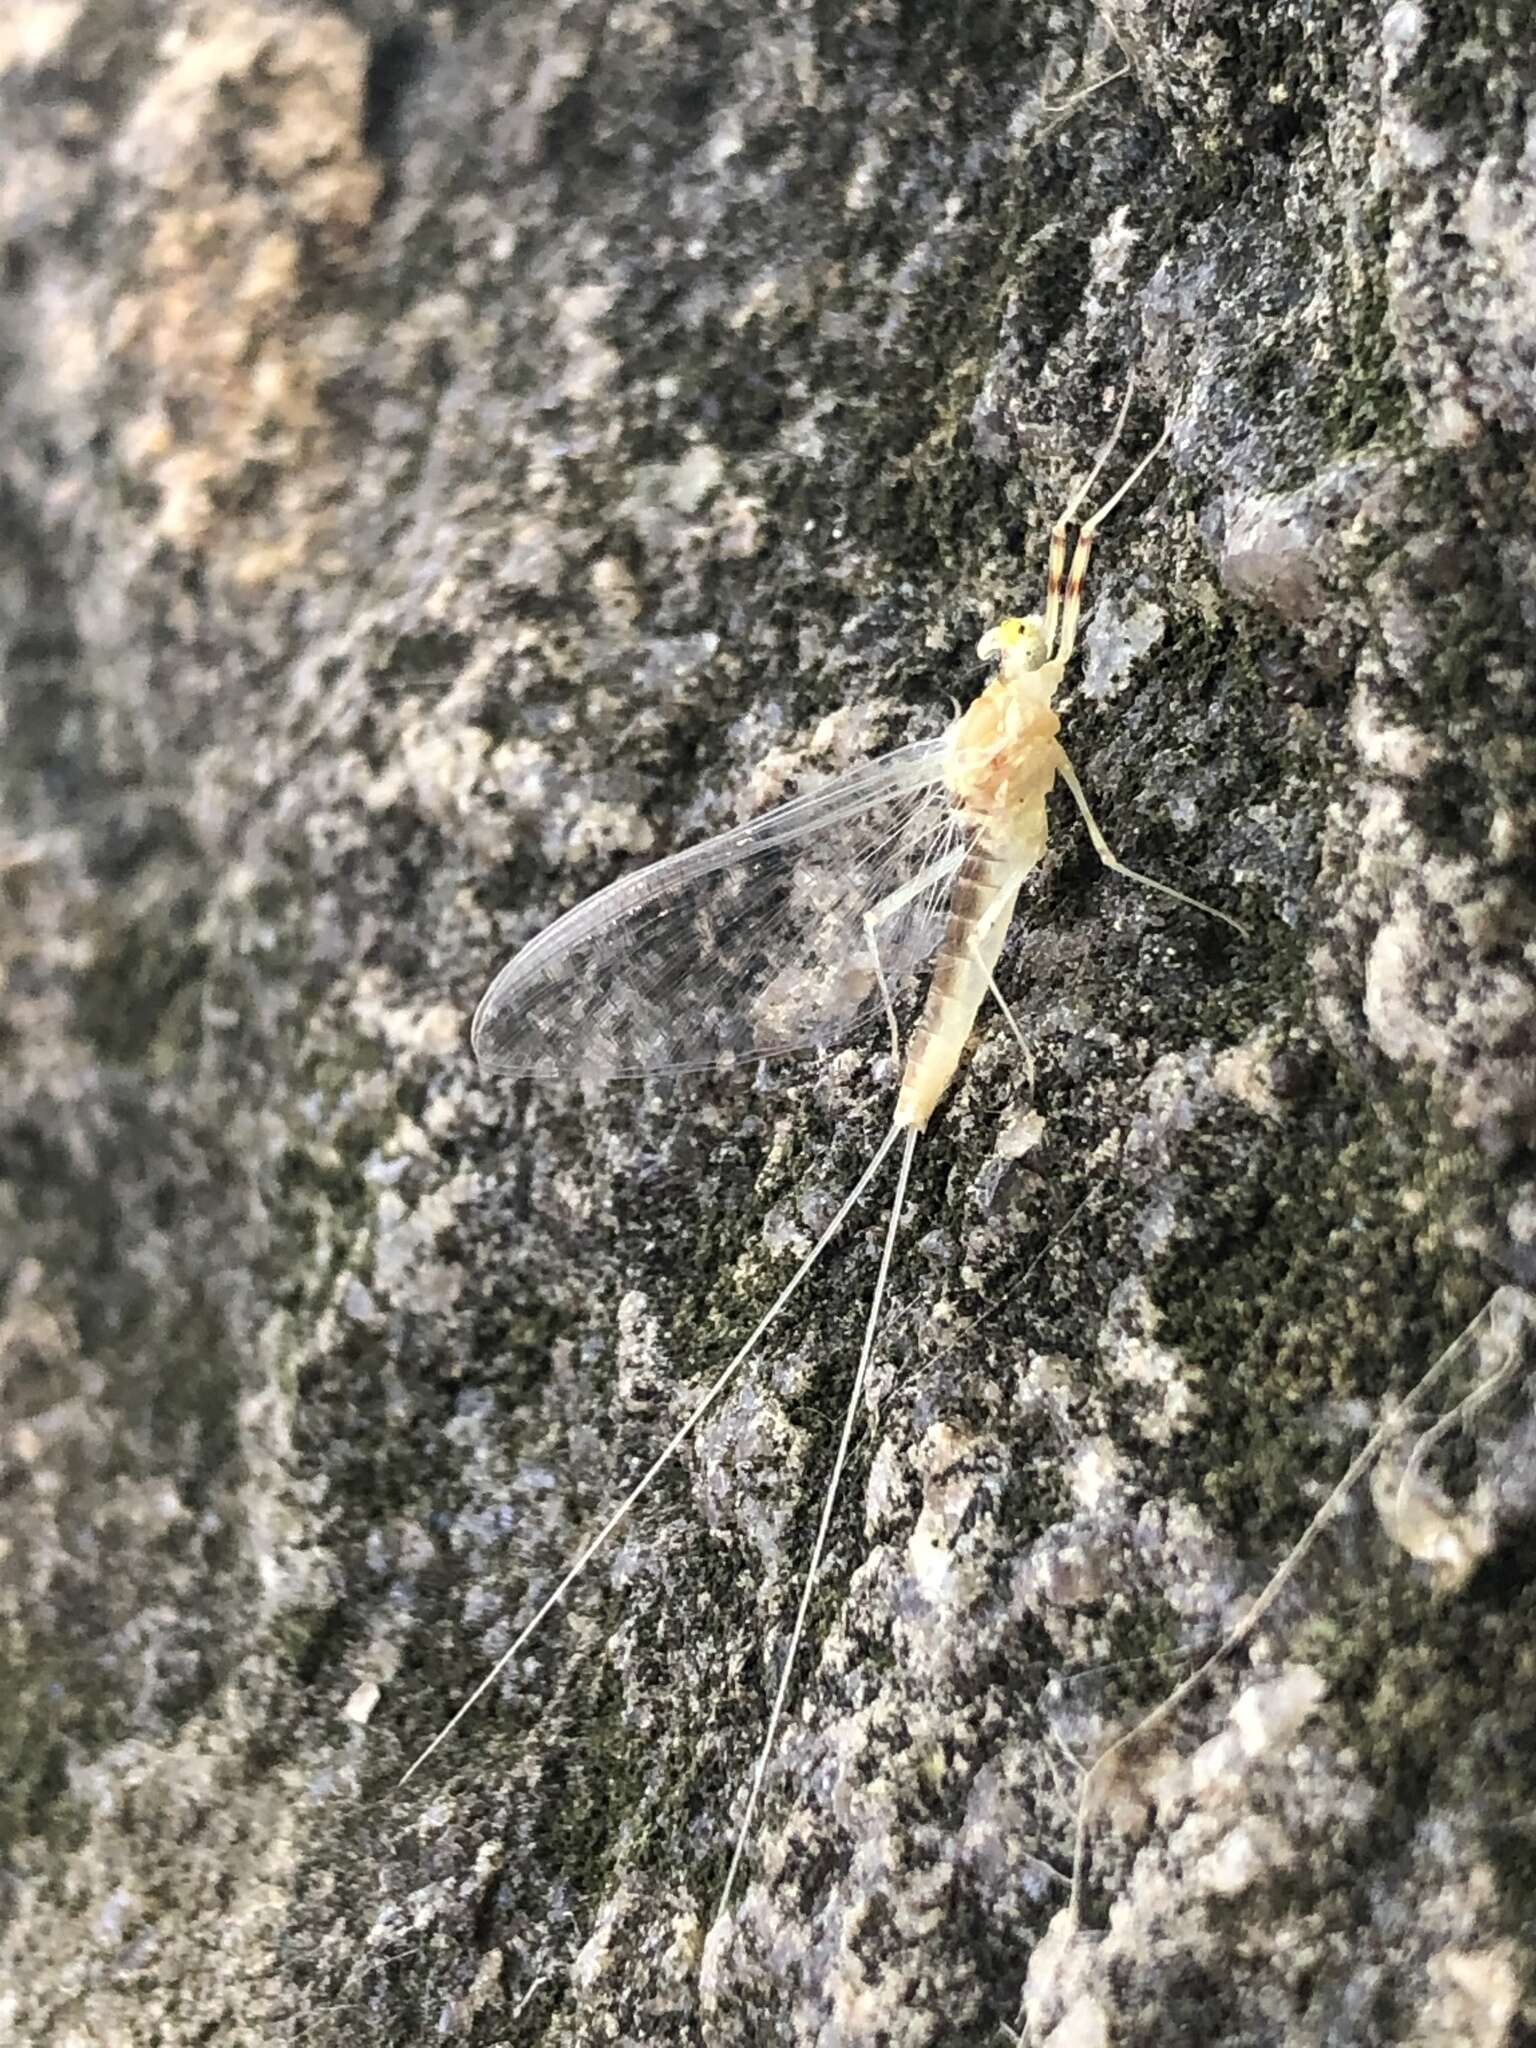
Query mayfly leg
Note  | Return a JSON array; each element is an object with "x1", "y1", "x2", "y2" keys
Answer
[
  {"x1": 1052, "y1": 747, "x2": 1248, "y2": 938},
  {"x1": 1051, "y1": 421, "x2": 1171, "y2": 668},
  {"x1": 397, "y1": 1118, "x2": 907, "y2": 1791},
  {"x1": 1042, "y1": 376, "x2": 1137, "y2": 658},
  {"x1": 863, "y1": 851, "x2": 968, "y2": 1062},
  {"x1": 966, "y1": 884, "x2": 1037, "y2": 1083}
]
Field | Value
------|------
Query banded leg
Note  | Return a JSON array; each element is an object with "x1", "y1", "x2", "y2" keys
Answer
[
  {"x1": 1053, "y1": 420, "x2": 1172, "y2": 667},
  {"x1": 1054, "y1": 745, "x2": 1247, "y2": 937},
  {"x1": 1042, "y1": 375, "x2": 1136, "y2": 656}
]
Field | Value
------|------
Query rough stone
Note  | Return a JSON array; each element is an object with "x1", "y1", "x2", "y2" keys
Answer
[{"x1": 2, "y1": 4, "x2": 1534, "y2": 2045}]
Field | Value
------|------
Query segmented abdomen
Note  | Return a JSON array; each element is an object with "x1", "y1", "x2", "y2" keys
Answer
[{"x1": 896, "y1": 844, "x2": 1027, "y2": 1130}]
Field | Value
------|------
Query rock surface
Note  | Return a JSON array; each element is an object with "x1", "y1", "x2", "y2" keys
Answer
[{"x1": 2, "y1": 4, "x2": 1534, "y2": 2044}]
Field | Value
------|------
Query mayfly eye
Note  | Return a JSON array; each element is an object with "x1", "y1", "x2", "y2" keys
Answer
[{"x1": 977, "y1": 616, "x2": 1026, "y2": 661}]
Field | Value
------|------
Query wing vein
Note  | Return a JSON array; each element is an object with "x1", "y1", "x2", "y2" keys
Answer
[{"x1": 472, "y1": 735, "x2": 967, "y2": 1083}]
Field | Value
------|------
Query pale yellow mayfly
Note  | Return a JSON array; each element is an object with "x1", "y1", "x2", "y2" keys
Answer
[{"x1": 399, "y1": 384, "x2": 1245, "y2": 1945}]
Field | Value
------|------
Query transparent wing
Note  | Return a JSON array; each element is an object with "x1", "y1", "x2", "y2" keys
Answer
[{"x1": 472, "y1": 736, "x2": 967, "y2": 1084}]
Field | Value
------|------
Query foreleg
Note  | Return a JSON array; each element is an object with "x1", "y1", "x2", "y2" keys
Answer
[{"x1": 1052, "y1": 422, "x2": 1171, "y2": 666}]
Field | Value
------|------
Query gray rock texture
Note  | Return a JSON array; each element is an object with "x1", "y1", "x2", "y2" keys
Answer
[{"x1": 2, "y1": 3, "x2": 1534, "y2": 2044}]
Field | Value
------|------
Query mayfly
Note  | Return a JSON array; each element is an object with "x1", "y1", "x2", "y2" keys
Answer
[{"x1": 399, "y1": 382, "x2": 1245, "y2": 1938}]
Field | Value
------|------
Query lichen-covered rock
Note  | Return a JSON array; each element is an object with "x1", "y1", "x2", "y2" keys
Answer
[{"x1": 2, "y1": 4, "x2": 1533, "y2": 2045}]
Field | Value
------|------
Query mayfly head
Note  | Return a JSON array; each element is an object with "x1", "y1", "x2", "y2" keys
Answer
[
  {"x1": 978, "y1": 613, "x2": 1047, "y2": 666},
  {"x1": 977, "y1": 613, "x2": 1060, "y2": 696},
  {"x1": 972, "y1": 612, "x2": 1065, "y2": 739}
]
